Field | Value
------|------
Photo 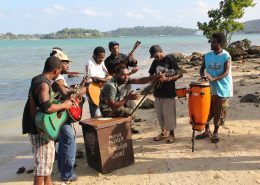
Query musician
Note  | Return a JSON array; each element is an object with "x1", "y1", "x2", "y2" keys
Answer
[
  {"x1": 148, "y1": 45, "x2": 183, "y2": 144},
  {"x1": 86, "y1": 46, "x2": 109, "y2": 117},
  {"x1": 104, "y1": 41, "x2": 138, "y2": 76},
  {"x1": 196, "y1": 32, "x2": 233, "y2": 143},
  {"x1": 99, "y1": 66, "x2": 162, "y2": 128},
  {"x1": 51, "y1": 48, "x2": 86, "y2": 182},
  {"x1": 22, "y1": 56, "x2": 74, "y2": 185}
]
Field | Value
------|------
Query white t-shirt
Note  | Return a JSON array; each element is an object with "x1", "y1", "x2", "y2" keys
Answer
[
  {"x1": 55, "y1": 74, "x2": 68, "y2": 87},
  {"x1": 87, "y1": 57, "x2": 108, "y2": 78}
]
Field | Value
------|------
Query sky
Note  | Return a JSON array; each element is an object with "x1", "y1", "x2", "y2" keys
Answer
[{"x1": 0, "y1": 0, "x2": 260, "y2": 34}]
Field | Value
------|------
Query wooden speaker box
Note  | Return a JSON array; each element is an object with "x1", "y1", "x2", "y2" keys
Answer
[{"x1": 79, "y1": 117, "x2": 134, "y2": 173}]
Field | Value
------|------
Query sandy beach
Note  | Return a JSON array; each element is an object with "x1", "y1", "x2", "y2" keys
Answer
[{"x1": 0, "y1": 58, "x2": 259, "y2": 185}]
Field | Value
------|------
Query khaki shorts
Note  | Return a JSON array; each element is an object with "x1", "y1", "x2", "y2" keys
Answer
[
  {"x1": 208, "y1": 95, "x2": 229, "y2": 126},
  {"x1": 154, "y1": 97, "x2": 177, "y2": 131},
  {"x1": 28, "y1": 134, "x2": 55, "y2": 176}
]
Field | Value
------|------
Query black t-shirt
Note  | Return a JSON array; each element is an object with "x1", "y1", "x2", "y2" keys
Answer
[
  {"x1": 22, "y1": 74, "x2": 52, "y2": 134},
  {"x1": 148, "y1": 54, "x2": 180, "y2": 98},
  {"x1": 104, "y1": 53, "x2": 137, "y2": 75}
]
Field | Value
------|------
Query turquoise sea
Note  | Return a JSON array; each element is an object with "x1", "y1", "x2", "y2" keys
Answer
[{"x1": 1, "y1": 34, "x2": 260, "y2": 122}]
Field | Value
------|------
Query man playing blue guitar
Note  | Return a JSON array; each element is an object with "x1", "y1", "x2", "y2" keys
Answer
[
  {"x1": 50, "y1": 48, "x2": 87, "y2": 183},
  {"x1": 22, "y1": 56, "x2": 74, "y2": 185}
]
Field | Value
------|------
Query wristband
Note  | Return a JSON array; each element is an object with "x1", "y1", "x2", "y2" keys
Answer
[{"x1": 40, "y1": 100, "x2": 52, "y2": 112}]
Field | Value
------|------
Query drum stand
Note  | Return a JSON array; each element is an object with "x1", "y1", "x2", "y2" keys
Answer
[
  {"x1": 191, "y1": 120, "x2": 218, "y2": 152},
  {"x1": 191, "y1": 121, "x2": 196, "y2": 152}
]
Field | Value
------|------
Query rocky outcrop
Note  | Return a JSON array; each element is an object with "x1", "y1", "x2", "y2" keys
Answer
[
  {"x1": 248, "y1": 45, "x2": 260, "y2": 55},
  {"x1": 139, "y1": 98, "x2": 155, "y2": 109},
  {"x1": 240, "y1": 94, "x2": 259, "y2": 103},
  {"x1": 169, "y1": 39, "x2": 260, "y2": 67},
  {"x1": 172, "y1": 52, "x2": 203, "y2": 67},
  {"x1": 189, "y1": 52, "x2": 204, "y2": 66},
  {"x1": 227, "y1": 39, "x2": 260, "y2": 60}
]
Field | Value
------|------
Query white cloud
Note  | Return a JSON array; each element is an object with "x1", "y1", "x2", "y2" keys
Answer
[
  {"x1": 101, "y1": 12, "x2": 112, "y2": 17},
  {"x1": 41, "y1": 4, "x2": 65, "y2": 15},
  {"x1": 125, "y1": 11, "x2": 144, "y2": 19},
  {"x1": 143, "y1": 8, "x2": 161, "y2": 18},
  {"x1": 195, "y1": 0, "x2": 215, "y2": 14},
  {"x1": 242, "y1": 0, "x2": 260, "y2": 21},
  {"x1": 81, "y1": 8, "x2": 111, "y2": 17},
  {"x1": 82, "y1": 9, "x2": 98, "y2": 16},
  {"x1": 25, "y1": 13, "x2": 34, "y2": 19},
  {"x1": 52, "y1": 4, "x2": 65, "y2": 12}
]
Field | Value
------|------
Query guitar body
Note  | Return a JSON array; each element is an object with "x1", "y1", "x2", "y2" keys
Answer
[
  {"x1": 68, "y1": 96, "x2": 85, "y2": 122},
  {"x1": 35, "y1": 99, "x2": 68, "y2": 141},
  {"x1": 88, "y1": 83, "x2": 103, "y2": 106}
]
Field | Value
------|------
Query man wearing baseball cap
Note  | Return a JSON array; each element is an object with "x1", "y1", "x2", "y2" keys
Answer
[
  {"x1": 50, "y1": 48, "x2": 82, "y2": 182},
  {"x1": 105, "y1": 41, "x2": 138, "y2": 75},
  {"x1": 148, "y1": 45, "x2": 183, "y2": 144}
]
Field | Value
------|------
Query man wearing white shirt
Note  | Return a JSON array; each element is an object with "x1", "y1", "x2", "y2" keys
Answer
[{"x1": 86, "y1": 46, "x2": 109, "y2": 117}]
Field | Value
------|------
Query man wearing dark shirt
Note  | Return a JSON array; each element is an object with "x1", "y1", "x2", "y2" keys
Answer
[
  {"x1": 148, "y1": 45, "x2": 183, "y2": 144},
  {"x1": 104, "y1": 41, "x2": 138, "y2": 76},
  {"x1": 22, "y1": 56, "x2": 73, "y2": 185}
]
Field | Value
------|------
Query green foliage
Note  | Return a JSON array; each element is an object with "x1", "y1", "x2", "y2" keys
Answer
[
  {"x1": 42, "y1": 28, "x2": 103, "y2": 39},
  {"x1": 108, "y1": 26, "x2": 196, "y2": 37},
  {"x1": 197, "y1": 0, "x2": 255, "y2": 44},
  {"x1": 0, "y1": 26, "x2": 197, "y2": 40}
]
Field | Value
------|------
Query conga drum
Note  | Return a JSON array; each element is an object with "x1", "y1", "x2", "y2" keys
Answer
[
  {"x1": 188, "y1": 81, "x2": 211, "y2": 131},
  {"x1": 175, "y1": 88, "x2": 187, "y2": 98}
]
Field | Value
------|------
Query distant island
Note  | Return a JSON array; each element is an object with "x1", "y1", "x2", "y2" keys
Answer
[
  {"x1": 1, "y1": 19, "x2": 260, "y2": 40},
  {"x1": 242, "y1": 19, "x2": 260, "y2": 34},
  {"x1": 0, "y1": 26, "x2": 197, "y2": 40}
]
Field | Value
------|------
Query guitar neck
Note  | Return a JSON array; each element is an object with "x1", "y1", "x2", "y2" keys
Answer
[{"x1": 128, "y1": 41, "x2": 141, "y2": 57}]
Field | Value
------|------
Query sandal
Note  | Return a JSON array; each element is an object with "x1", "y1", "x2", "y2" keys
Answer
[
  {"x1": 153, "y1": 132, "x2": 167, "y2": 141},
  {"x1": 195, "y1": 131, "x2": 210, "y2": 140},
  {"x1": 166, "y1": 135, "x2": 175, "y2": 144},
  {"x1": 212, "y1": 133, "x2": 219, "y2": 143}
]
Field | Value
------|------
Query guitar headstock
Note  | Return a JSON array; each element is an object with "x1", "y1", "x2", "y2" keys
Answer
[
  {"x1": 129, "y1": 41, "x2": 141, "y2": 56},
  {"x1": 133, "y1": 41, "x2": 141, "y2": 49}
]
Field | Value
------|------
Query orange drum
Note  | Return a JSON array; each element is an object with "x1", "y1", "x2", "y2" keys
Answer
[
  {"x1": 176, "y1": 88, "x2": 187, "y2": 98},
  {"x1": 188, "y1": 81, "x2": 211, "y2": 131}
]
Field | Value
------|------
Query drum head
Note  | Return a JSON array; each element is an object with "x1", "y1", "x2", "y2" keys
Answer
[{"x1": 190, "y1": 81, "x2": 210, "y2": 87}]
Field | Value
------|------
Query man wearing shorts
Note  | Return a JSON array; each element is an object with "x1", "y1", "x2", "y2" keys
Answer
[
  {"x1": 196, "y1": 32, "x2": 233, "y2": 143},
  {"x1": 22, "y1": 56, "x2": 73, "y2": 185}
]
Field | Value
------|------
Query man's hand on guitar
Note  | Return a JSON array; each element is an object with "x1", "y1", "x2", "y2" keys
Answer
[
  {"x1": 63, "y1": 99, "x2": 75, "y2": 109},
  {"x1": 126, "y1": 90, "x2": 139, "y2": 101},
  {"x1": 130, "y1": 67, "x2": 138, "y2": 75},
  {"x1": 150, "y1": 73, "x2": 163, "y2": 81},
  {"x1": 128, "y1": 54, "x2": 137, "y2": 64},
  {"x1": 159, "y1": 73, "x2": 170, "y2": 83}
]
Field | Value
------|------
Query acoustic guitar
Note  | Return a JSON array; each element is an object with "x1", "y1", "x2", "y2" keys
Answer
[
  {"x1": 35, "y1": 99, "x2": 68, "y2": 141},
  {"x1": 67, "y1": 83, "x2": 86, "y2": 122},
  {"x1": 88, "y1": 41, "x2": 141, "y2": 107},
  {"x1": 88, "y1": 82, "x2": 103, "y2": 106}
]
